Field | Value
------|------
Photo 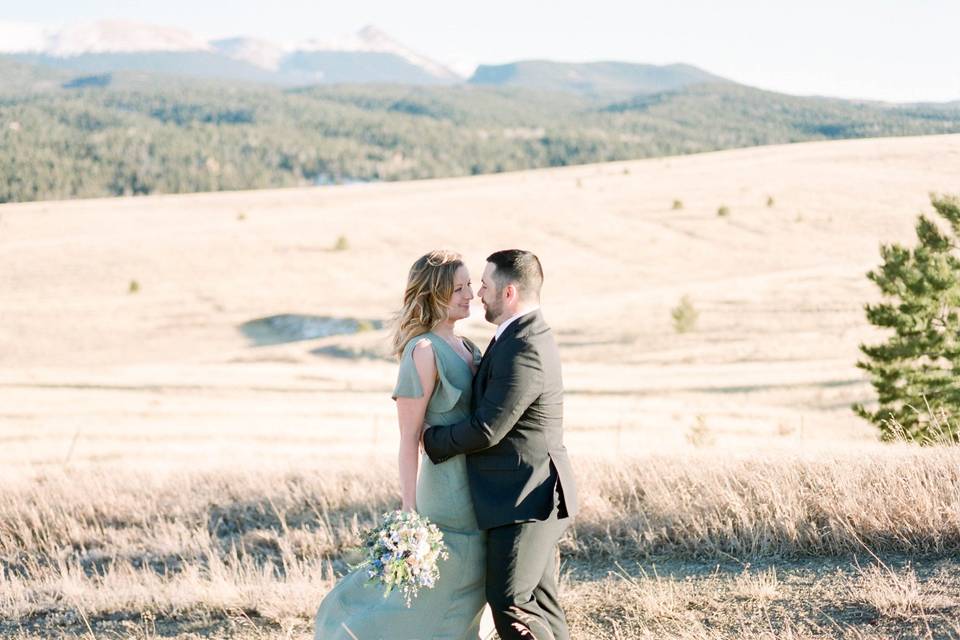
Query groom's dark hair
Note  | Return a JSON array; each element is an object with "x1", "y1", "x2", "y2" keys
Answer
[{"x1": 487, "y1": 249, "x2": 543, "y2": 301}]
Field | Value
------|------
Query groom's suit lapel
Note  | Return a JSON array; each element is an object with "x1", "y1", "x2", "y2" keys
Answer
[
  {"x1": 473, "y1": 336, "x2": 496, "y2": 403},
  {"x1": 473, "y1": 312, "x2": 533, "y2": 402}
]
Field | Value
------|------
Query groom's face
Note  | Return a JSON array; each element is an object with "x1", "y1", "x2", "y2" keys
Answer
[{"x1": 479, "y1": 262, "x2": 505, "y2": 325}]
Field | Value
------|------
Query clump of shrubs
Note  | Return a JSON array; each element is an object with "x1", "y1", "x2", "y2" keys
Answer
[
  {"x1": 671, "y1": 295, "x2": 699, "y2": 333},
  {"x1": 687, "y1": 415, "x2": 715, "y2": 447}
]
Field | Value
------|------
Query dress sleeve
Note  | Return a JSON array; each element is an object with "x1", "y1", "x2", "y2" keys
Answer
[{"x1": 392, "y1": 340, "x2": 425, "y2": 399}]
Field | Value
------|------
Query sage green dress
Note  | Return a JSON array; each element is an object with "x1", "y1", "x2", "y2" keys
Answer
[{"x1": 314, "y1": 333, "x2": 487, "y2": 640}]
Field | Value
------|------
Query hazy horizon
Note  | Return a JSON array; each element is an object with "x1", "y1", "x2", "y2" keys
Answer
[{"x1": 2, "y1": 0, "x2": 958, "y2": 104}]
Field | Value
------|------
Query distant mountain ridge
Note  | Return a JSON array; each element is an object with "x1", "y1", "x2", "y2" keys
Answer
[
  {"x1": 469, "y1": 60, "x2": 729, "y2": 95},
  {"x1": 0, "y1": 20, "x2": 462, "y2": 85},
  {"x1": 0, "y1": 20, "x2": 726, "y2": 94}
]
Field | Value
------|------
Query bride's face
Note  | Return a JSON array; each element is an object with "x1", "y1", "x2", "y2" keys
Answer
[{"x1": 444, "y1": 265, "x2": 473, "y2": 322}]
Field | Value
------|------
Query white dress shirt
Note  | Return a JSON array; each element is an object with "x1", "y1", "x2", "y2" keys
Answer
[{"x1": 494, "y1": 307, "x2": 540, "y2": 341}]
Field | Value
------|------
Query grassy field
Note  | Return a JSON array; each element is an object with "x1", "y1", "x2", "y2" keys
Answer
[
  {"x1": 2, "y1": 134, "x2": 960, "y2": 637},
  {"x1": 1, "y1": 451, "x2": 959, "y2": 638}
]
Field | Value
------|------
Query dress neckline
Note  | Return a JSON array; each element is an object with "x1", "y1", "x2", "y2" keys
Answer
[{"x1": 427, "y1": 332, "x2": 478, "y2": 373}]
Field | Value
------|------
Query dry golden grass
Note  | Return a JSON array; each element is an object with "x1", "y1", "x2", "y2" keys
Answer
[
  {"x1": 852, "y1": 561, "x2": 960, "y2": 624},
  {"x1": 730, "y1": 567, "x2": 779, "y2": 602},
  {"x1": 573, "y1": 447, "x2": 960, "y2": 558},
  {"x1": 2, "y1": 450, "x2": 959, "y2": 638},
  {"x1": 854, "y1": 564, "x2": 928, "y2": 620}
]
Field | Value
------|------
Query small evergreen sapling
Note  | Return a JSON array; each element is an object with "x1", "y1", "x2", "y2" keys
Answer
[{"x1": 853, "y1": 194, "x2": 960, "y2": 443}]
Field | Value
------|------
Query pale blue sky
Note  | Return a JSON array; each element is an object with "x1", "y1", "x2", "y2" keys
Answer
[{"x1": 5, "y1": 0, "x2": 957, "y2": 102}]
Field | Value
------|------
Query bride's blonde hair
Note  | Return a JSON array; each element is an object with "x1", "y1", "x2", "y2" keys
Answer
[{"x1": 391, "y1": 250, "x2": 464, "y2": 358}]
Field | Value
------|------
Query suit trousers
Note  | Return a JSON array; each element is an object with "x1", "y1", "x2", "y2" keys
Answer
[{"x1": 484, "y1": 506, "x2": 570, "y2": 640}]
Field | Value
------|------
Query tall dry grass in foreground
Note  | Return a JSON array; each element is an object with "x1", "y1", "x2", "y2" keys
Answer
[
  {"x1": 1, "y1": 448, "x2": 959, "y2": 637},
  {"x1": 574, "y1": 447, "x2": 960, "y2": 558}
]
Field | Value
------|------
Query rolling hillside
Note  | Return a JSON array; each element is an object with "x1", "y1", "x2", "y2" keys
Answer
[{"x1": 3, "y1": 80, "x2": 960, "y2": 204}]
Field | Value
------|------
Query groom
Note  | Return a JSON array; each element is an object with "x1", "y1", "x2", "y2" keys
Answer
[{"x1": 423, "y1": 249, "x2": 578, "y2": 640}]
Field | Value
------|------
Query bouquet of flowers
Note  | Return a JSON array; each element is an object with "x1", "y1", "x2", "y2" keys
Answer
[{"x1": 360, "y1": 509, "x2": 449, "y2": 607}]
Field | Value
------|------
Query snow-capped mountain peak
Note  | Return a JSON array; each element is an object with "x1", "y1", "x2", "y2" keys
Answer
[
  {"x1": 0, "y1": 20, "x2": 210, "y2": 56},
  {"x1": 0, "y1": 20, "x2": 462, "y2": 83},
  {"x1": 297, "y1": 24, "x2": 462, "y2": 80},
  {"x1": 44, "y1": 20, "x2": 211, "y2": 56},
  {"x1": 211, "y1": 37, "x2": 285, "y2": 71}
]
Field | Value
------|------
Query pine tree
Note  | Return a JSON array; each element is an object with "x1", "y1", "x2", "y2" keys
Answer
[{"x1": 854, "y1": 194, "x2": 960, "y2": 442}]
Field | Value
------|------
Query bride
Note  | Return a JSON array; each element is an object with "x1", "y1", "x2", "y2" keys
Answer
[{"x1": 314, "y1": 250, "x2": 489, "y2": 639}]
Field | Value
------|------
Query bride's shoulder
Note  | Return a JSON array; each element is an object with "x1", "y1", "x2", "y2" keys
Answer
[
  {"x1": 404, "y1": 335, "x2": 438, "y2": 378},
  {"x1": 402, "y1": 333, "x2": 436, "y2": 357}
]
